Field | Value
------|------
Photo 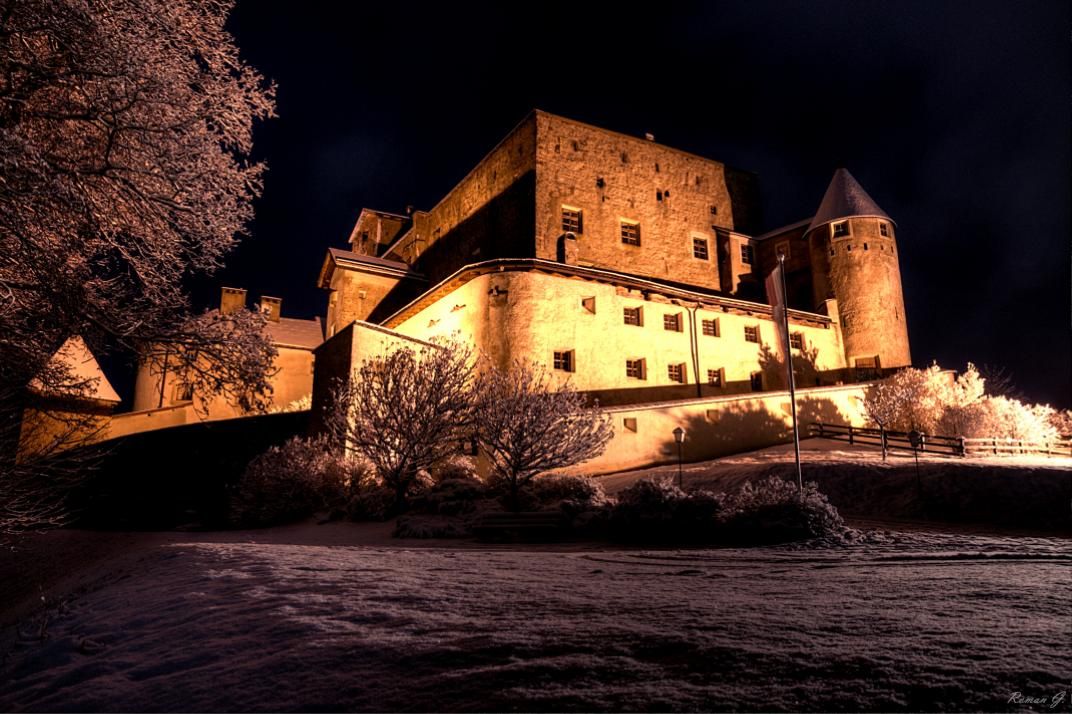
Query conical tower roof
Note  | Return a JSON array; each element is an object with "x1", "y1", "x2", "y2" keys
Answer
[{"x1": 806, "y1": 168, "x2": 892, "y2": 235}]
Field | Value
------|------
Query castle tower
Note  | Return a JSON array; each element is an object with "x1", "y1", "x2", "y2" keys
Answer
[{"x1": 806, "y1": 169, "x2": 911, "y2": 369}]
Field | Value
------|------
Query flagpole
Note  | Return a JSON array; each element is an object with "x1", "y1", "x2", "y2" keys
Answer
[{"x1": 778, "y1": 253, "x2": 804, "y2": 497}]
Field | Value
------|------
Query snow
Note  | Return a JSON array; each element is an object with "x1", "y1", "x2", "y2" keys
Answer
[{"x1": 2, "y1": 523, "x2": 1069, "y2": 712}]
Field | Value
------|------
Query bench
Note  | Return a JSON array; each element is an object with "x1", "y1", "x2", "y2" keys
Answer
[{"x1": 470, "y1": 511, "x2": 566, "y2": 542}]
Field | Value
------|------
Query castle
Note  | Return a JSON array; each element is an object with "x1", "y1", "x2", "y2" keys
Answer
[
  {"x1": 121, "y1": 110, "x2": 911, "y2": 468},
  {"x1": 313, "y1": 111, "x2": 909, "y2": 403}
]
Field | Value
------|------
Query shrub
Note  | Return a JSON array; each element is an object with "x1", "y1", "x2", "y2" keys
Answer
[
  {"x1": 609, "y1": 479, "x2": 696, "y2": 542},
  {"x1": 720, "y1": 478, "x2": 844, "y2": 543},
  {"x1": 531, "y1": 474, "x2": 609, "y2": 509},
  {"x1": 394, "y1": 514, "x2": 471, "y2": 539},
  {"x1": 230, "y1": 436, "x2": 348, "y2": 527},
  {"x1": 410, "y1": 475, "x2": 488, "y2": 516}
]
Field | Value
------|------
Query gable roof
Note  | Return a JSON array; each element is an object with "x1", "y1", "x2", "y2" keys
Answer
[
  {"x1": 807, "y1": 168, "x2": 892, "y2": 235},
  {"x1": 266, "y1": 317, "x2": 324, "y2": 350},
  {"x1": 32, "y1": 336, "x2": 121, "y2": 403}
]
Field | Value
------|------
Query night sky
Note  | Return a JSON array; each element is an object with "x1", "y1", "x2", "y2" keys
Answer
[{"x1": 191, "y1": 1, "x2": 1068, "y2": 407}]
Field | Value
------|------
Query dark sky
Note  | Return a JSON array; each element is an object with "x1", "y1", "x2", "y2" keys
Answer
[{"x1": 202, "y1": 0, "x2": 1069, "y2": 407}]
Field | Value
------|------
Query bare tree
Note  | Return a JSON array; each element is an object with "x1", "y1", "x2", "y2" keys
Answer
[
  {"x1": 0, "y1": 0, "x2": 275, "y2": 531},
  {"x1": 472, "y1": 360, "x2": 613, "y2": 510},
  {"x1": 326, "y1": 341, "x2": 475, "y2": 510}
]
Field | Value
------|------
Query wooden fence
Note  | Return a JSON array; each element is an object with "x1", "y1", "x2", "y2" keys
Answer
[{"x1": 809, "y1": 422, "x2": 1072, "y2": 459}]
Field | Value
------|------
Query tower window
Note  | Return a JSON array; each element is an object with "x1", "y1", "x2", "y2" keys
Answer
[
  {"x1": 553, "y1": 350, "x2": 575, "y2": 373},
  {"x1": 623, "y1": 306, "x2": 643, "y2": 326},
  {"x1": 880, "y1": 223, "x2": 889, "y2": 237},
  {"x1": 744, "y1": 325, "x2": 759, "y2": 343},
  {"x1": 663, "y1": 313, "x2": 683, "y2": 332},
  {"x1": 581, "y1": 297, "x2": 596, "y2": 314},
  {"x1": 707, "y1": 369, "x2": 723, "y2": 387},
  {"x1": 710, "y1": 205, "x2": 718, "y2": 215},
  {"x1": 701, "y1": 318, "x2": 720, "y2": 337},
  {"x1": 740, "y1": 244, "x2": 754, "y2": 264},
  {"x1": 790, "y1": 332, "x2": 804, "y2": 350},
  {"x1": 692, "y1": 237, "x2": 710, "y2": 260},
  {"x1": 561, "y1": 207, "x2": 583, "y2": 233},
  {"x1": 626, "y1": 358, "x2": 647, "y2": 380},
  {"x1": 620, "y1": 221, "x2": 641, "y2": 246},
  {"x1": 656, "y1": 190, "x2": 663, "y2": 202},
  {"x1": 668, "y1": 363, "x2": 686, "y2": 383},
  {"x1": 832, "y1": 221, "x2": 849, "y2": 237}
]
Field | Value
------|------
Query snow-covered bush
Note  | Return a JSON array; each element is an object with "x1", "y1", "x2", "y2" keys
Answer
[
  {"x1": 394, "y1": 514, "x2": 471, "y2": 539},
  {"x1": 410, "y1": 475, "x2": 488, "y2": 516},
  {"x1": 956, "y1": 397, "x2": 1059, "y2": 442},
  {"x1": 531, "y1": 475, "x2": 609, "y2": 509},
  {"x1": 720, "y1": 478, "x2": 843, "y2": 543},
  {"x1": 609, "y1": 479, "x2": 723, "y2": 542},
  {"x1": 346, "y1": 477, "x2": 397, "y2": 521},
  {"x1": 230, "y1": 436, "x2": 348, "y2": 527}
]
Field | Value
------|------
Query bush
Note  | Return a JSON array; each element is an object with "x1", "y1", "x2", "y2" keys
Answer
[
  {"x1": 230, "y1": 436, "x2": 348, "y2": 527},
  {"x1": 394, "y1": 514, "x2": 471, "y2": 539},
  {"x1": 608, "y1": 476, "x2": 842, "y2": 544},
  {"x1": 720, "y1": 478, "x2": 844, "y2": 543},
  {"x1": 531, "y1": 475, "x2": 609, "y2": 509},
  {"x1": 410, "y1": 475, "x2": 488, "y2": 516}
]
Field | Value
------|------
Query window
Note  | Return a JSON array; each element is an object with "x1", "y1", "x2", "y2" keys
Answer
[
  {"x1": 561, "y1": 207, "x2": 582, "y2": 233},
  {"x1": 750, "y1": 372, "x2": 763, "y2": 391},
  {"x1": 663, "y1": 313, "x2": 682, "y2": 332},
  {"x1": 553, "y1": 350, "x2": 575, "y2": 373},
  {"x1": 692, "y1": 237, "x2": 710, "y2": 260},
  {"x1": 623, "y1": 306, "x2": 643, "y2": 326},
  {"x1": 701, "y1": 318, "x2": 720, "y2": 337},
  {"x1": 740, "y1": 243, "x2": 754, "y2": 264},
  {"x1": 790, "y1": 332, "x2": 804, "y2": 350},
  {"x1": 880, "y1": 223, "x2": 889, "y2": 237},
  {"x1": 172, "y1": 384, "x2": 194, "y2": 403},
  {"x1": 709, "y1": 205, "x2": 718, "y2": 215},
  {"x1": 581, "y1": 296, "x2": 596, "y2": 314},
  {"x1": 668, "y1": 363, "x2": 686, "y2": 383},
  {"x1": 832, "y1": 221, "x2": 849, "y2": 237},
  {"x1": 620, "y1": 221, "x2": 641, "y2": 246},
  {"x1": 855, "y1": 356, "x2": 879, "y2": 369},
  {"x1": 626, "y1": 358, "x2": 646, "y2": 380},
  {"x1": 707, "y1": 369, "x2": 723, "y2": 387},
  {"x1": 744, "y1": 325, "x2": 759, "y2": 343},
  {"x1": 623, "y1": 417, "x2": 638, "y2": 433}
]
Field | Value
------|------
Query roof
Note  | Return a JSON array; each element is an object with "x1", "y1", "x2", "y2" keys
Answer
[
  {"x1": 753, "y1": 218, "x2": 813, "y2": 242},
  {"x1": 31, "y1": 336, "x2": 121, "y2": 403},
  {"x1": 318, "y1": 247, "x2": 424, "y2": 288},
  {"x1": 380, "y1": 258, "x2": 833, "y2": 330},
  {"x1": 807, "y1": 169, "x2": 892, "y2": 235},
  {"x1": 266, "y1": 317, "x2": 324, "y2": 350}
]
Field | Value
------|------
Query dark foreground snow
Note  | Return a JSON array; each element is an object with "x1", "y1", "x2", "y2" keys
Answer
[{"x1": 2, "y1": 530, "x2": 1069, "y2": 712}]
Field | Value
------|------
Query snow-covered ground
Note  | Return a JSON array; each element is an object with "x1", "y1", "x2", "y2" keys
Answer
[{"x1": 2, "y1": 524, "x2": 1069, "y2": 712}]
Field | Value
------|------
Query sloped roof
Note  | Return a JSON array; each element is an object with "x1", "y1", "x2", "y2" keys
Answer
[
  {"x1": 32, "y1": 336, "x2": 121, "y2": 403},
  {"x1": 807, "y1": 168, "x2": 892, "y2": 234},
  {"x1": 266, "y1": 317, "x2": 324, "y2": 350}
]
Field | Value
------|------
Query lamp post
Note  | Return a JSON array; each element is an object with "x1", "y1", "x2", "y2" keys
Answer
[{"x1": 672, "y1": 427, "x2": 686, "y2": 489}]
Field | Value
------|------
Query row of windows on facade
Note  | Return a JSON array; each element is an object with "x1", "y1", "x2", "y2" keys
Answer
[
  {"x1": 553, "y1": 351, "x2": 770, "y2": 391},
  {"x1": 832, "y1": 220, "x2": 892, "y2": 238},
  {"x1": 562, "y1": 207, "x2": 752, "y2": 263},
  {"x1": 615, "y1": 305, "x2": 802, "y2": 349}
]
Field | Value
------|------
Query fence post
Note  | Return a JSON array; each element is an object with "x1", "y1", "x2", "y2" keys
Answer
[
  {"x1": 958, "y1": 436, "x2": 965, "y2": 457},
  {"x1": 848, "y1": 425, "x2": 854, "y2": 445}
]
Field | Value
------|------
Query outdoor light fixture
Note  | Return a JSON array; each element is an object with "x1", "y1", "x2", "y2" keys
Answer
[{"x1": 673, "y1": 427, "x2": 685, "y2": 488}]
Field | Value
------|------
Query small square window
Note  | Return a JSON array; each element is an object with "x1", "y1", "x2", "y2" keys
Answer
[
  {"x1": 626, "y1": 358, "x2": 646, "y2": 380},
  {"x1": 623, "y1": 417, "x2": 638, "y2": 433},
  {"x1": 692, "y1": 237, "x2": 710, "y2": 260},
  {"x1": 701, "y1": 318, "x2": 720, "y2": 337},
  {"x1": 553, "y1": 350, "x2": 575, "y2": 373},
  {"x1": 623, "y1": 306, "x2": 643, "y2": 326},
  {"x1": 880, "y1": 223, "x2": 889, "y2": 237},
  {"x1": 709, "y1": 205, "x2": 718, "y2": 215},
  {"x1": 668, "y1": 364, "x2": 686, "y2": 384},
  {"x1": 740, "y1": 243, "x2": 754, "y2": 264},
  {"x1": 744, "y1": 325, "x2": 759, "y2": 343},
  {"x1": 581, "y1": 296, "x2": 596, "y2": 314},
  {"x1": 790, "y1": 333, "x2": 804, "y2": 350},
  {"x1": 832, "y1": 221, "x2": 849, "y2": 237},
  {"x1": 707, "y1": 369, "x2": 723, "y2": 387},
  {"x1": 663, "y1": 313, "x2": 682, "y2": 332},
  {"x1": 562, "y1": 207, "x2": 583, "y2": 233},
  {"x1": 620, "y1": 221, "x2": 641, "y2": 246},
  {"x1": 171, "y1": 384, "x2": 194, "y2": 403}
]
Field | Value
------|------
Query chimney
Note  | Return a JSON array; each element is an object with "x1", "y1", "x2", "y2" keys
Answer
[
  {"x1": 220, "y1": 287, "x2": 247, "y2": 315},
  {"x1": 258, "y1": 296, "x2": 282, "y2": 322}
]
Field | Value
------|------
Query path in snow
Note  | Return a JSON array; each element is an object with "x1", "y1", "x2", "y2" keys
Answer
[{"x1": 2, "y1": 529, "x2": 1068, "y2": 712}]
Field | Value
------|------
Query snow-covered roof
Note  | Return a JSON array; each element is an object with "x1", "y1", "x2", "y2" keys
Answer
[
  {"x1": 266, "y1": 317, "x2": 324, "y2": 350},
  {"x1": 31, "y1": 336, "x2": 121, "y2": 403},
  {"x1": 807, "y1": 168, "x2": 892, "y2": 235}
]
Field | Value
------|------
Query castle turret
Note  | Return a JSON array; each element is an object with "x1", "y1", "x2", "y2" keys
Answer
[{"x1": 806, "y1": 169, "x2": 911, "y2": 369}]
